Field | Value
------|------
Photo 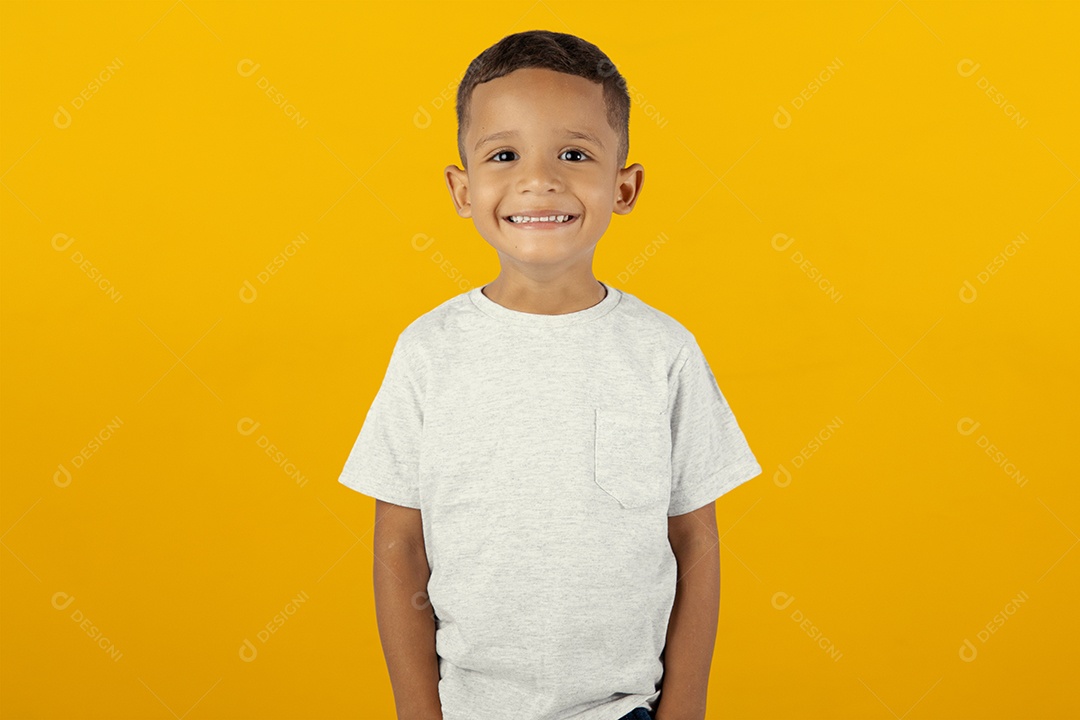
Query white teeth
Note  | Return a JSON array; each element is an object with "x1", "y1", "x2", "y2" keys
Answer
[{"x1": 508, "y1": 214, "x2": 573, "y2": 224}]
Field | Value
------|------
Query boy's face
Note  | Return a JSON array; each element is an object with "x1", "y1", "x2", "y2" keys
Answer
[{"x1": 445, "y1": 68, "x2": 643, "y2": 276}]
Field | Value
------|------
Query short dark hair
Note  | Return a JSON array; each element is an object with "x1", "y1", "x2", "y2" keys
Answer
[{"x1": 455, "y1": 30, "x2": 631, "y2": 170}]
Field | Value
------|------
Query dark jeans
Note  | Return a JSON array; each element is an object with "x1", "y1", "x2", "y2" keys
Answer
[{"x1": 616, "y1": 708, "x2": 654, "y2": 720}]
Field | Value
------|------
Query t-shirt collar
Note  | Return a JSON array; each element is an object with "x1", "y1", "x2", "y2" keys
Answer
[{"x1": 468, "y1": 281, "x2": 621, "y2": 327}]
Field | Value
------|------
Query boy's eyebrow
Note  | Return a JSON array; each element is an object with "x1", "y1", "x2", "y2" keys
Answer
[{"x1": 473, "y1": 128, "x2": 605, "y2": 152}]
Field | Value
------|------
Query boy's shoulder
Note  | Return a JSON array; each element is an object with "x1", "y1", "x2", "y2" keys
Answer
[
  {"x1": 615, "y1": 290, "x2": 706, "y2": 372},
  {"x1": 616, "y1": 288, "x2": 698, "y2": 344},
  {"x1": 394, "y1": 289, "x2": 473, "y2": 344}
]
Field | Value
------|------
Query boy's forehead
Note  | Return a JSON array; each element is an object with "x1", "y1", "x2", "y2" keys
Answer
[{"x1": 467, "y1": 68, "x2": 610, "y2": 148}]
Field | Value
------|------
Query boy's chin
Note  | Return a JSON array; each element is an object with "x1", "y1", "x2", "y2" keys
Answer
[{"x1": 485, "y1": 238, "x2": 586, "y2": 266}]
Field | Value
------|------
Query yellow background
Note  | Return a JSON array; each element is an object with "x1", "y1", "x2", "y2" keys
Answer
[{"x1": 2, "y1": 1, "x2": 1077, "y2": 718}]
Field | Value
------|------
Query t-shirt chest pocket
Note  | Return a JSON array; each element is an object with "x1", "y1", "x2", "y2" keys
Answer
[{"x1": 593, "y1": 407, "x2": 672, "y2": 508}]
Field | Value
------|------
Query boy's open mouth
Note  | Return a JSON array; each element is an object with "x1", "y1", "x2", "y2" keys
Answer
[{"x1": 502, "y1": 213, "x2": 579, "y2": 227}]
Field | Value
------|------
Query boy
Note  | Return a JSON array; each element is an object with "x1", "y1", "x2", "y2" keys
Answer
[{"x1": 339, "y1": 30, "x2": 762, "y2": 720}]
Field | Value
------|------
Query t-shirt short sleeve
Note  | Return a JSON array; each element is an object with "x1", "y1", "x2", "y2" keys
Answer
[
  {"x1": 667, "y1": 337, "x2": 762, "y2": 516},
  {"x1": 338, "y1": 332, "x2": 423, "y2": 509}
]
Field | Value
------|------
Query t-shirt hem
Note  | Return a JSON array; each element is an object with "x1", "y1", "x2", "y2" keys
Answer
[
  {"x1": 667, "y1": 458, "x2": 763, "y2": 516},
  {"x1": 338, "y1": 471, "x2": 421, "y2": 509}
]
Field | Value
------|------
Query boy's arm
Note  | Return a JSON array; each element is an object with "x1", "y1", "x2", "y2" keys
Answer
[
  {"x1": 372, "y1": 499, "x2": 443, "y2": 720},
  {"x1": 656, "y1": 501, "x2": 721, "y2": 720}
]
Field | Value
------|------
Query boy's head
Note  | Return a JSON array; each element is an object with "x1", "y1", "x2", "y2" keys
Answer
[
  {"x1": 445, "y1": 30, "x2": 644, "y2": 276},
  {"x1": 454, "y1": 30, "x2": 632, "y2": 171}
]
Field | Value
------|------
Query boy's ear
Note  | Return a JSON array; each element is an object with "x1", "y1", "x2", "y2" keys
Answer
[
  {"x1": 444, "y1": 164, "x2": 472, "y2": 218},
  {"x1": 613, "y1": 163, "x2": 644, "y2": 215}
]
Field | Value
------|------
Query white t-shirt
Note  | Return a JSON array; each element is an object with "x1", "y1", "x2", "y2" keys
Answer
[{"x1": 339, "y1": 281, "x2": 762, "y2": 720}]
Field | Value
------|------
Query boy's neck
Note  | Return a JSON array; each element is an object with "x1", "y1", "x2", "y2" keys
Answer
[{"x1": 480, "y1": 276, "x2": 608, "y2": 316}]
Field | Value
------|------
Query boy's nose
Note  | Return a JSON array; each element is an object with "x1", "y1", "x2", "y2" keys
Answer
[{"x1": 514, "y1": 156, "x2": 564, "y2": 192}]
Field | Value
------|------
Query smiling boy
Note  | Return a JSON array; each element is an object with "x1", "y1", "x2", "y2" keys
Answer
[{"x1": 338, "y1": 30, "x2": 762, "y2": 720}]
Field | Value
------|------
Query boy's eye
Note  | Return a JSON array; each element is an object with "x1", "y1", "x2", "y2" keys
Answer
[{"x1": 488, "y1": 149, "x2": 591, "y2": 162}]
